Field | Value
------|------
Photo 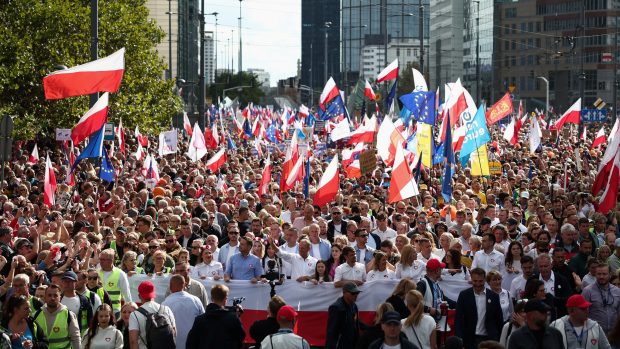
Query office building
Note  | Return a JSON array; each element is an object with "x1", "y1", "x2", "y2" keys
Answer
[
  {"x1": 204, "y1": 32, "x2": 215, "y2": 84},
  {"x1": 463, "y1": 0, "x2": 495, "y2": 105},
  {"x1": 301, "y1": 0, "x2": 341, "y2": 92},
  {"x1": 429, "y1": 0, "x2": 464, "y2": 90},
  {"x1": 248, "y1": 68, "x2": 271, "y2": 88},
  {"x1": 146, "y1": 0, "x2": 179, "y2": 80}
]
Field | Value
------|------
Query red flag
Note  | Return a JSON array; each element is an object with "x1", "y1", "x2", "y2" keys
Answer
[
  {"x1": 591, "y1": 126, "x2": 607, "y2": 149},
  {"x1": 320, "y1": 77, "x2": 339, "y2": 109},
  {"x1": 364, "y1": 80, "x2": 376, "y2": 100},
  {"x1": 592, "y1": 125, "x2": 620, "y2": 196},
  {"x1": 183, "y1": 112, "x2": 193, "y2": 136},
  {"x1": 115, "y1": 118, "x2": 126, "y2": 155},
  {"x1": 555, "y1": 98, "x2": 581, "y2": 131},
  {"x1": 206, "y1": 148, "x2": 226, "y2": 173},
  {"x1": 135, "y1": 126, "x2": 149, "y2": 147},
  {"x1": 485, "y1": 93, "x2": 513, "y2": 125},
  {"x1": 204, "y1": 128, "x2": 218, "y2": 150},
  {"x1": 348, "y1": 115, "x2": 377, "y2": 144},
  {"x1": 377, "y1": 117, "x2": 405, "y2": 166},
  {"x1": 313, "y1": 156, "x2": 340, "y2": 207},
  {"x1": 280, "y1": 132, "x2": 300, "y2": 192},
  {"x1": 43, "y1": 48, "x2": 124, "y2": 100},
  {"x1": 44, "y1": 155, "x2": 57, "y2": 208},
  {"x1": 377, "y1": 59, "x2": 398, "y2": 83},
  {"x1": 28, "y1": 144, "x2": 39, "y2": 164},
  {"x1": 595, "y1": 152, "x2": 620, "y2": 214},
  {"x1": 258, "y1": 155, "x2": 272, "y2": 196},
  {"x1": 388, "y1": 146, "x2": 419, "y2": 203},
  {"x1": 71, "y1": 92, "x2": 109, "y2": 144}
]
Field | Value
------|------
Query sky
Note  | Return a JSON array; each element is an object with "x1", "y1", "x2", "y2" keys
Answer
[{"x1": 205, "y1": 0, "x2": 301, "y2": 87}]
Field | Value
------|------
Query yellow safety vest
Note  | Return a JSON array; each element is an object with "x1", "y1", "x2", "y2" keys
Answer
[
  {"x1": 99, "y1": 268, "x2": 122, "y2": 313},
  {"x1": 34, "y1": 308, "x2": 71, "y2": 349}
]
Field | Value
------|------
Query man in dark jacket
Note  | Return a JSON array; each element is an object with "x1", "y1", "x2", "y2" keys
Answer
[
  {"x1": 326, "y1": 282, "x2": 366, "y2": 349},
  {"x1": 368, "y1": 311, "x2": 418, "y2": 349},
  {"x1": 186, "y1": 284, "x2": 245, "y2": 349},
  {"x1": 455, "y1": 268, "x2": 504, "y2": 349},
  {"x1": 507, "y1": 300, "x2": 565, "y2": 349},
  {"x1": 249, "y1": 295, "x2": 286, "y2": 348},
  {"x1": 531, "y1": 253, "x2": 573, "y2": 319}
]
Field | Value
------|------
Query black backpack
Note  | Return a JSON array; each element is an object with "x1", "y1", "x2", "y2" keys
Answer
[{"x1": 136, "y1": 304, "x2": 175, "y2": 349}]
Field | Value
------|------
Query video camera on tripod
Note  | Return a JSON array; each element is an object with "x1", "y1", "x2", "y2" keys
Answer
[{"x1": 263, "y1": 259, "x2": 284, "y2": 298}]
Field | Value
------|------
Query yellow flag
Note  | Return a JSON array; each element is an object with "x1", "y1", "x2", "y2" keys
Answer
[
  {"x1": 417, "y1": 123, "x2": 433, "y2": 168},
  {"x1": 470, "y1": 144, "x2": 490, "y2": 176}
]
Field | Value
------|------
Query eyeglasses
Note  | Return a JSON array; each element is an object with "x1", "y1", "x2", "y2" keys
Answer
[
  {"x1": 516, "y1": 299, "x2": 529, "y2": 305},
  {"x1": 414, "y1": 239, "x2": 421, "y2": 243},
  {"x1": 87, "y1": 276, "x2": 98, "y2": 280},
  {"x1": 165, "y1": 239, "x2": 175, "y2": 243},
  {"x1": 332, "y1": 212, "x2": 342, "y2": 215}
]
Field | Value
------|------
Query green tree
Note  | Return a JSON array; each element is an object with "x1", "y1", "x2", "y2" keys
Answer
[
  {"x1": 0, "y1": 0, "x2": 182, "y2": 140},
  {"x1": 208, "y1": 71, "x2": 265, "y2": 106}
]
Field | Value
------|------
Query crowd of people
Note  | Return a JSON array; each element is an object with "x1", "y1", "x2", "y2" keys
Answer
[{"x1": 0, "y1": 108, "x2": 618, "y2": 349}]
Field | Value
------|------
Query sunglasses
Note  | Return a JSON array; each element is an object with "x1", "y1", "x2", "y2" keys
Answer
[
  {"x1": 87, "y1": 276, "x2": 98, "y2": 280},
  {"x1": 165, "y1": 239, "x2": 175, "y2": 243},
  {"x1": 414, "y1": 239, "x2": 421, "y2": 243}
]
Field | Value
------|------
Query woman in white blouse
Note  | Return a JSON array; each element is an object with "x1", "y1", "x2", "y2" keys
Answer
[
  {"x1": 81, "y1": 304, "x2": 123, "y2": 349},
  {"x1": 367, "y1": 252, "x2": 395, "y2": 281},
  {"x1": 401, "y1": 290, "x2": 437, "y2": 349},
  {"x1": 190, "y1": 248, "x2": 224, "y2": 280},
  {"x1": 395, "y1": 245, "x2": 426, "y2": 282},
  {"x1": 487, "y1": 270, "x2": 513, "y2": 323}
]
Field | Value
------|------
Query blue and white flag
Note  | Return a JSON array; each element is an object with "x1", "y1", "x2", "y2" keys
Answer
[
  {"x1": 400, "y1": 91, "x2": 436, "y2": 125},
  {"x1": 459, "y1": 105, "x2": 491, "y2": 166}
]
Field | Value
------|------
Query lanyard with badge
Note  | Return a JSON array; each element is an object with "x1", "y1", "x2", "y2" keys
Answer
[{"x1": 567, "y1": 321, "x2": 588, "y2": 348}]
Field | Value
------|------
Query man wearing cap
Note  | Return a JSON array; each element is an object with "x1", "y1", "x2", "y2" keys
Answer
[
  {"x1": 417, "y1": 259, "x2": 451, "y2": 319},
  {"x1": 14, "y1": 236, "x2": 38, "y2": 264},
  {"x1": 477, "y1": 217, "x2": 493, "y2": 236},
  {"x1": 471, "y1": 233, "x2": 505, "y2": 273},
  {"x1": 129, "y1": 280, "x2": 176, "y2": 349},
  {"x1": 260, "y1": 305, "x2": 310, "y2": 349},
  {"x1": 582, "y1": 264, "x2": 620, "y2": 334},
  {"x1": 326, "y1": 282, "x2": 365, "y2": 349},
  {"x1": 60, "y1": 271, "x2": 93, "y2": 336},
  {"x1": 507, "y1": 299, "x2": 564, "y2": 348},
  {"x1": 33, "y1": 284, "x2": 82, "y2": 349},
  {"x1": 455, "y1": 268, "x2": 504, "y2": 349},
  {"x1": 368, "y1": 311, "x2": 418, "y2": 349},
  {"x1": 550, "y1": 294, "x2": 611, "y2": 349}
]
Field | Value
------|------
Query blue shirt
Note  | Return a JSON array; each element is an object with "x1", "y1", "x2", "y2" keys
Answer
[{"x1": 225, "y1": 253, "x2": 263, "y2": 280}]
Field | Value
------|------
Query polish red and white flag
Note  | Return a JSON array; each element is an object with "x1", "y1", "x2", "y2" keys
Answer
[
  {"x1": 71, "y1": 93, "x2": 109, "y2": 144},
  {"x1": 44, "y1": 154, "x2": 57, "y2": 208},
  {"x1": 377, "y1": 59, "x2": 398, "y2": 83},
  {"x1": 591, "y1": 126, "x2": 607, "y2": 149},
  {"x1": 43, "y1": 48, "x2": 125, "y2": 99},
  {"x1": 206, "y1": 148, "x2": 227, "y2": 173},
  {"x1": 313, "y1": 155, "x2": 340, "y2": 207},
  {"x1": 29, "y1": 144, "x2": 39, "y2": 164}
]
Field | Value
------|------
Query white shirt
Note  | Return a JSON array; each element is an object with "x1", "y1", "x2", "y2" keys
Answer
[
  {"x1": 540, "y1": 272, "x2": 556, "y2": 296},
  {"x1": 190, "y1": 261, "x2": 224, "y2": 279},
  {"x1": 161, "y1": 291, "x2": 204, "y2": 349},
  {"x1": 474, "y1": 289, "x2": 488, "y2": 336},
  {"x1": 332, "y1": 223, "x2": 343, "y2": 238},
  {"x1": 371, "y1": 227, "x2": 397, "y2": 242},
  {"x1": 459, "y1": 236, "x2": 471, "y2": 251},
  {"x1": 417, "y1": 253, "x2": 440, "y2": 264},
  {"x1": 311, "y1": 243, "x2": 322, "y2": 260},
  {"x1": 367, "y1": 269, "x2": 395, "y2": 281},
  {"x1": 401, "y1": 315, "x2": 436, "y2": 349},
  {"x1": 510, "y1": 275, "x2": 528, "y2": 301},
  {"x1": 280, "y1": 243, "x2": 299, "y2": 277},
  {"x1": 128, "y1": 301, "x2": 176, "y2": 349},
  {"x1": 471, "y1": 249, "x2": 505, "y2": 273},
  {"x1": 395, "y1": 261, "x2": 426, "y2": 282},
  {"x1": 496, "y1": 289, "x2": 512, "y2": 322},
  {"x1": 60, "y1": 295, "x2": 81, "y2": 318},
  {"x1": 334, "y1": 262, "x2": 366, "y2": 282},
  {"x1": 277, "y1": 251, "x2": 317, "y2": 280},
  {"x1": 81, "y1": 325, "x2": 123, "y2": 349}
]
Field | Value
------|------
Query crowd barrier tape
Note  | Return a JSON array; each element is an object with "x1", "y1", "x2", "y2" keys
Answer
[{"x1": 127, "y1": 273, "x2": 471, "y2": 345}]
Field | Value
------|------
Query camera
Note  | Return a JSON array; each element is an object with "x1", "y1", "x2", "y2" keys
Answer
[
  {"x1": 227, "y1": 297, "x2": 245, "y2": 315},
  {"x1": 264, "y1": 260, "x2": 284, "y2": 298}
]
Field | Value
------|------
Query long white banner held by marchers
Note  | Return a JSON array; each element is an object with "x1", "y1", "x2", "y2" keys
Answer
[{"x1": 127, "y1": 275, "x2": 471, "y2": 311}]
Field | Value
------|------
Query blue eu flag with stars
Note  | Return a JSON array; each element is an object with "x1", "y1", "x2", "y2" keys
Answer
[
  {"x1": 100, "y1": 151, "x2": 115, "y2": 182},
  {"x1": 319, "y1": 95, "x2": 348, "y2": 121},
  {"x1": 399, "y1": 91, "x2": 436, "y2": 125}
]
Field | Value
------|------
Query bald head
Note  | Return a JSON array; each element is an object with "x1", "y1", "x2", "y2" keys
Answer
[{"x1": 169, "y1": 274, "x2": 186, "y2": 293}]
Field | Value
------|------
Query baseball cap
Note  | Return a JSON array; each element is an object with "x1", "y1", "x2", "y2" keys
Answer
[
  {"x1": 239, "y1": 199, "x2": 249, "y2": 208},
  {"x1": 62, "y1": 271, "x2": 78, "y2": 282},
  {"x1": 520, "y1": 191, "x2": 530, "y2": 199},
  {"x1": 138, "y1": 281, "x2": 156, "y2": 300},
  {"x1": 426, "y1": 259, "x2": 446, "y2": 270},
  {"x1": 276, "y1": 305, "x2": 298, "y2": 321},
  {"x1": 615, "y1": 238, "x2": 620, "y2": 247},
  {"x1": 342, "y1": 282, "x2": 362, "y2": 294},
  {"x1": 566, "y1": 294, "x2": 592, "y2": 309},
  {"x1": 380, "y1": 311, "x2": 401, "y2": 324},
  {"x1": 146, "y1": 199, "x2": 156, "y2": 207},
  {"x1": 524, "y1": 299, "x2": 551, "y2": 313},
  {"x1": 507, "y1": 218, "x2": 518, "y2": 226},
  {"x1": 480, "y1": 217, "x2": 492, "y2": 225}
]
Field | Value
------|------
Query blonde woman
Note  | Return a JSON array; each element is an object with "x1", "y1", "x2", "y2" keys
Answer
[
  {"x1": 395, "y1": 245, "x2": 426, "y2": 282},
  {"x1": 402, "y1": 290, "x2": 437, "y2": 349},
  {"x1": 149, "y1": 250, "x2": 172, "y2": 276},
  {"x1": 356, "y1": 303, "x2": 396, "y2": 348}
]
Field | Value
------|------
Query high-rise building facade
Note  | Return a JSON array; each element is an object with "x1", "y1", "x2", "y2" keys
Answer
[
  {"x1": 301, "y1": 0, "x2": 341, "y2": 93},
  {"x1": 429, "y1": 0, "x2": 464, "y2": 91},
  {"x1": 341, "y1": 0, "x2": 430, "y2": 89},
  {"x1": 204, "y1": 32, "x2": 215, "y2": 85},
  {"x1": 463, "y1": 0, "x2": 495, "y2": 105},
  {"x1": 146, "y1": 0, "x2": 179, "y2": 80}
]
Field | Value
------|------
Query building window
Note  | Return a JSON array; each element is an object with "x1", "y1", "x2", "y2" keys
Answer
[{"x1": 505, "y1": 8, "x2": 517, "y2": 18}]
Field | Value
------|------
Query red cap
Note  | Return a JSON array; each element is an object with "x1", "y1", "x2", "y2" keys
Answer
[
  {"x1": 277, "y1": 305, "x2": 298, "y2": 321},
  {"x1": 566, "y1": 294, "x2": 592, "y2": 309},
  {"x1": 138, "y1": 281, "x2": 156, "y2": 300},
  {"x1": 426, "y1": 258, "x2": 446, "y2": 270}
]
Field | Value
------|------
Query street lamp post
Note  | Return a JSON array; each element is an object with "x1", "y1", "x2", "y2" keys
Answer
[
  {"x1": 238, "y1": 0, "x2": 243, "y2": 77},
  {"x1": 199, "y1": 0, "x2": 205, "y2": 128},
  {"x1": 90, "y1": 0, "x2": 98, "y2": 108},
  {"x1": 537, "y1": 76, "x2": 549, "y2": 116},
  {"x1": 324, "y1": 21, "x2": 332, "y2": 83},
  {"x1": 419, "y1": 0, "x2": 424, "y2": 76},
  {"x1": 165, "y1": 2, "x2": 175, "y2": 80},
  {"x1": 473, "y1": 0, "x2": 480, "y2": 104}
]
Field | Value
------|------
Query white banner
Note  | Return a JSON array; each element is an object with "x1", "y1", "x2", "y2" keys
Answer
[{"x1": 158, "y1": 130, "x2": 178, "y2": 156}]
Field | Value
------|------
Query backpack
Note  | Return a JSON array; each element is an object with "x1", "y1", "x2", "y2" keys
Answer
[{"x1": 136, "y1": 304, "x2": 175, "y2": 349}]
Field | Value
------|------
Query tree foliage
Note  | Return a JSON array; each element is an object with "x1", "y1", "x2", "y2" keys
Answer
[
  {"x1": 208, "y1": 71, "x2": 265, "y2": 106},
  {"x1": 0, "y1": 0, "x2": 182, "y2": 140}
]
